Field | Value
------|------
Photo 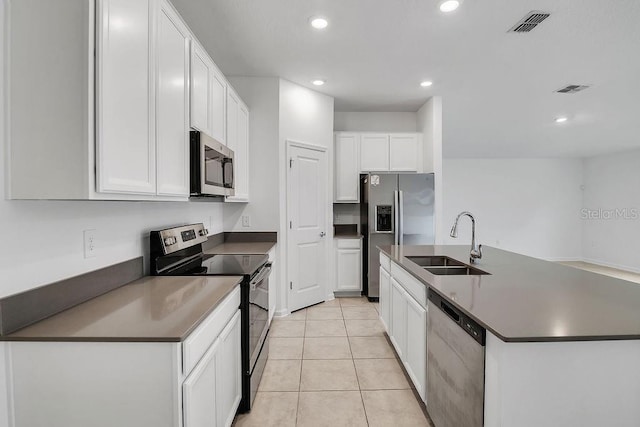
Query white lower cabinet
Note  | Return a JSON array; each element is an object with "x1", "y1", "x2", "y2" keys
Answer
[
  {"x1": 183, "y1": 338, "x2": 219, "y2": 427},
  {"x1": 184, "y1": 310, "x2": 241, "y2": 427},
  {"x1": 405, "y1": 294, "x2": 427, "y2": 400},
  {"x1": 4, "y1": 288, "x2": 242, "y2": 427},
  {"x1": 381, "y1": 260, "x2": 428, "y2": 403},
  {"x1": 335, "y1": 239, "x2": 362, "y2": 292},
  {"x1": 379, "y1": 266, "x2": 391, "y2": 331},
  {"x1": 390, "y1": 278, "x2": 408, "y2": 358}
]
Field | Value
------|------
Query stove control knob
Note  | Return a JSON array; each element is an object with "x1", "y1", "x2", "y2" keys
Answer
[
  {"x1": 164, "y1": 237, "x2": 177, "y2": 246},
  {"x1": 199, "y1": 229, "x2": 209, "y2": 237}
]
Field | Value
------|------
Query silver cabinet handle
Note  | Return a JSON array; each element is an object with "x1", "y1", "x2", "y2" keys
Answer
[{"x1": 320, "y1": 232, "x2": 326, "y2": 237}]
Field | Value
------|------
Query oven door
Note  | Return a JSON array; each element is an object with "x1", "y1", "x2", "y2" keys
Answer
[{"x1": 248, "y1": 263, "x2": 271, "y2": 368}]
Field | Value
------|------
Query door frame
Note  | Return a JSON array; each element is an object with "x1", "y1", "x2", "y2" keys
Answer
[{"x1": 285, "y1": 139, "x2": 331, "y2": 313}]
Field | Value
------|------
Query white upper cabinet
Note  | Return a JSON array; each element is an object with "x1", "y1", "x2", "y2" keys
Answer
[
  {"x1": 226, "y1": 87, "x2": 250, "y2": 202},
  {"x1": 156, "y1": 0, "x2": 191, "y2": 197},
  {"x1": 190, "y1": 42, "x2": 227, "y2": 145},
  {"x1": 96, "y1": 0, "x2": 156, "y2": 195},
  {"x1": 190, "y1": 44, "x2": 212, "y2": 136},
  {"x1": 360, "y1": 133, "x2": 390, "y2": 172},
  {"x1": 358, "y1": 133, "x2": 421, "y2": 173},
  {"x1": 334, "y1": 133, "x2": 360, "y2": 203},
  {"x1": 7, "y1": 0, "x2": 242, "y2": 201},
  {"x1": 390, "y1": 134, "x2": 420, "y2": 172},
  {"x1": 210, "y1": 65, "x2": 227, "y2": 146}
]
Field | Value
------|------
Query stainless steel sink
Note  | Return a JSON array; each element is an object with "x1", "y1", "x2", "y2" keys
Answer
[
  {"x1": 424, "y1": 266, "x2": 490, "y2": 276},
  {"x1": 405, "y1": 256, "x2": 466, "y2": 268}
]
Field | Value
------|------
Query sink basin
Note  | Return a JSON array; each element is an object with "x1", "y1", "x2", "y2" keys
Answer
[
  {"x1": 405, "y1": 256, "x2": 466, "y2": 268},
  {"x1": 424, "y1": 266, "x2": 490, "y2": 276}
]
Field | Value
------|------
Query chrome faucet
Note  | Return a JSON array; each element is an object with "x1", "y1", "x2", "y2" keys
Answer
[{"x1": 450, "y1": 211, "x2": 483, "y2": 263}]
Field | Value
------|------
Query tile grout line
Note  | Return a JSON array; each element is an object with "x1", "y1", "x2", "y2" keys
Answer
[{"x1": 294, "y1": 315, "x2": 308, "y2": 427}]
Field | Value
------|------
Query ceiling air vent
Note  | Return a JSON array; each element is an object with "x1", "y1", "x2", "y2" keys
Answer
[
  {"x1": 508, "y1": 11, "x2": 551, "y2": 33},
  {"x1": 555, "y1": 85, "x2": 590, "y2": 94}
]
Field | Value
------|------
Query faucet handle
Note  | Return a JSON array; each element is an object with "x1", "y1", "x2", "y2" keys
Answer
[{"x1": 470, "y1": 244, "x2": 483, "y2": 263}]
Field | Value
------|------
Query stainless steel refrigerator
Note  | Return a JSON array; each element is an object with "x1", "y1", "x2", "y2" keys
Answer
[{"x1": 360, "y1": 173, "x2": 435, "y2": 299}]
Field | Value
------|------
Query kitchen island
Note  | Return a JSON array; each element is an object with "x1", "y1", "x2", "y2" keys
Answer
[{"x1": 379, "y1": 245, "x2": 640, "y2": 427}]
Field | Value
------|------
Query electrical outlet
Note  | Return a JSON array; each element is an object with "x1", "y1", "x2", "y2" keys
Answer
[
  {"x1": 84, "y1": 229, "x2": 96, "y2": 258},
  {"x1": 242, "y1": 215, "x2": 251, "y2": 228}
]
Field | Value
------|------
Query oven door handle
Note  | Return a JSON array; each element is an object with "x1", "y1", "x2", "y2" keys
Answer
[{"x1": 250, "y1": 263, "x2": 272, "y2": 290}]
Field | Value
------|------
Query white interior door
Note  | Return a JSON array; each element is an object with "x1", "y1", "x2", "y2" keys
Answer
[{"x1": 287, "y1": 143, "x2": 328, "y2": 312}]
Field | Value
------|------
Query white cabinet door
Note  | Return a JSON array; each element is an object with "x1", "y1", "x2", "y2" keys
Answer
[
  {"x1": 405, "y1": 295, "x2": 427, "y2": 402},
  {"x1": 215, "y1": 311, "x2": 242, "y2": 427},
  {"x1": 190, "y1": 42, "x2": 226, "y2": 145},
  {"x1": 336, "y1": 248, "x2": 362, "y2": 291},
  {"x1": 390, "y1": 278, "x2": 407, "y2": 358},
  {"x1": 210, "y1": 65, "x2": 227, "y2": 146},
  {"x1": 334, "y1": 133, "x2": 360, "y2": 202},
  {"x1": 156, "y1": 1, "x2": 190, "y2": 196},
  {"x1": 390, "y1": 134, "x2": 419, "y2": 172},
  {"x1": 226, "y1": 89, "x2": 250, "y2": 202},
  {"x1": 190, "y1": 43, "x2": 212, "y2": 136},
  {"x1": 183, "y1": 338, "x2": 219, "y2": 427},
  {"x1": 360, "y1": 134, "x2": 389, "y2": 172},
  {"x1": 379, "y1": 266, "x2": 391, "y2": 332},
  {"x1": 235, "y1": 102, "x2": 250, "y2": 201},
  {"x1": 97, "y1": 0, "x2": 156, "y2": 194},
  {"x1": 226, "y1": 89, "x2": 239, "y2": 149}
]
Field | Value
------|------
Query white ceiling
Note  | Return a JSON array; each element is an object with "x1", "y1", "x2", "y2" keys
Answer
[{"x1": 171, "y1": 0, "x2": 640, "y2": 158}]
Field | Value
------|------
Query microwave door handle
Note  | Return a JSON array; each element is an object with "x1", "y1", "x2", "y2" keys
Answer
[{"x1": 200, "y1": 142, "x2": 207, "y2": 191}]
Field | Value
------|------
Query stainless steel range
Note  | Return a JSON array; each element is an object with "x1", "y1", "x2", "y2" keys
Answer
[{"x1": 149, "y1": 223, "x2": 270, "y2": 413}]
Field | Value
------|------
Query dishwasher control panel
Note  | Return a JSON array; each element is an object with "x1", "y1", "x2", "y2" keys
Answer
[{"x1": 428, "y1": 290, "x2": 486, "y2": 346}]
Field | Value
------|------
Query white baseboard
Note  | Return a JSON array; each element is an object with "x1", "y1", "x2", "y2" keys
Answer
[
  {"x1": 581, "y1": 258, "x2": 640, "y2": 275},
  {"x1": 273, "y1": 309, "x2": 291, "y2": 318},
  {"x1": 547, "y1": 257, "x2": 583, "y2": 263}
]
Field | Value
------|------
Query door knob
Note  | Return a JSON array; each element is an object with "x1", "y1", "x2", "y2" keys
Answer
[{"x1": 320, "y1": 232, "x2": 326, "y2": 237}]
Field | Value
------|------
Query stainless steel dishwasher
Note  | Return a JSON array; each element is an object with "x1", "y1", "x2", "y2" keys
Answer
[{"x1": 427, "y1": 291, "x2": 485, "y2": 427}]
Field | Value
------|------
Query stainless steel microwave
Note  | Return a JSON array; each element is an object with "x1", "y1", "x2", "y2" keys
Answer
[{"x1": 190, "y1": 131, "x2": 235, "y2": 197}]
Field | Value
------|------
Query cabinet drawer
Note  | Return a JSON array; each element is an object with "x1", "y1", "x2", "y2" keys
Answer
[
  {"x1": 380, "y1": 252, "x2": 391, "y2": 272},
  {"x1": 183, "y1": 286, "x2": 241, "y2": 375},
  {"x1": 336, "y1": 238, "x2": 361, "y2": 249},
  {"x1": 390, "y1": 262, "x2": 426, "y2": 307}
]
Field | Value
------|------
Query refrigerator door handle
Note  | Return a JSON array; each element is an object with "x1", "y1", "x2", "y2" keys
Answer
[
  {"x1": 394, "y1": 190, "x2": 399, "y2": 245},
  {"x1": 399, "y1": 190, "x2": 404, "y2": 245}
]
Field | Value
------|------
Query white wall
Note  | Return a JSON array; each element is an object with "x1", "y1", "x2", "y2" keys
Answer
[
  {"x1": 334, "y1": 112, "x2": 416, "y2": 132},
  {"x1": 582, "y1": 149, "x2": 640, "y2": 272},
  {"x1": 442, "y1": 158, "x2": 584, "y2": 261},
  {"x1": 279, "y1": 79, "x2": 335, "y2": 308},
  {"x1": 223, "y1": 77, "x2": 280, "y2": 232}
]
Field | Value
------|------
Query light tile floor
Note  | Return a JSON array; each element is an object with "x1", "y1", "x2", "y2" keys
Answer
[{"x1": 234, "y1": 297, "x2": 432, "y2": 427}]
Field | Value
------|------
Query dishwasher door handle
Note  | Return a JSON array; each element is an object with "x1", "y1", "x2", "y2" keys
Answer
[{"x1": 440, "y1": 300, "x2": 460, "y2": 323}]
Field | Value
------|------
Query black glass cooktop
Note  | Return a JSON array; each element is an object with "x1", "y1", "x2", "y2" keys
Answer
[{"x1": 180, "y1": 254, "x2": 268, "y2": 277}]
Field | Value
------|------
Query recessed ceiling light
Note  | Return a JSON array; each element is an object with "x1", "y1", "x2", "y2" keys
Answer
[
  {"x1": 420, "y1": 81, "x2": 433, "y2": 87},
  {"x1": 312, "y1": 79, "x2": 326, "y2": 86},
  {"x1": 439, "y1": 0, "x2": 461, "y2": 13},
  {"x1": 555, "y1": 117, "x2": 568, "y2": 123},
  {"x1": 309, "y1": 17, "x2": 329, "y2": 29}
]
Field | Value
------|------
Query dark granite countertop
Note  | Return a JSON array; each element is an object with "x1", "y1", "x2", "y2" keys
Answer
[
  {"x1": 379, "y1": 245, "x2": 640, "y2": 342},
  {"x1": 204, "y1": 241, "x2": 276, "y2": 255},
  {"x1": 2, "y1": 276, "x2": 242, "y2": 342}
]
